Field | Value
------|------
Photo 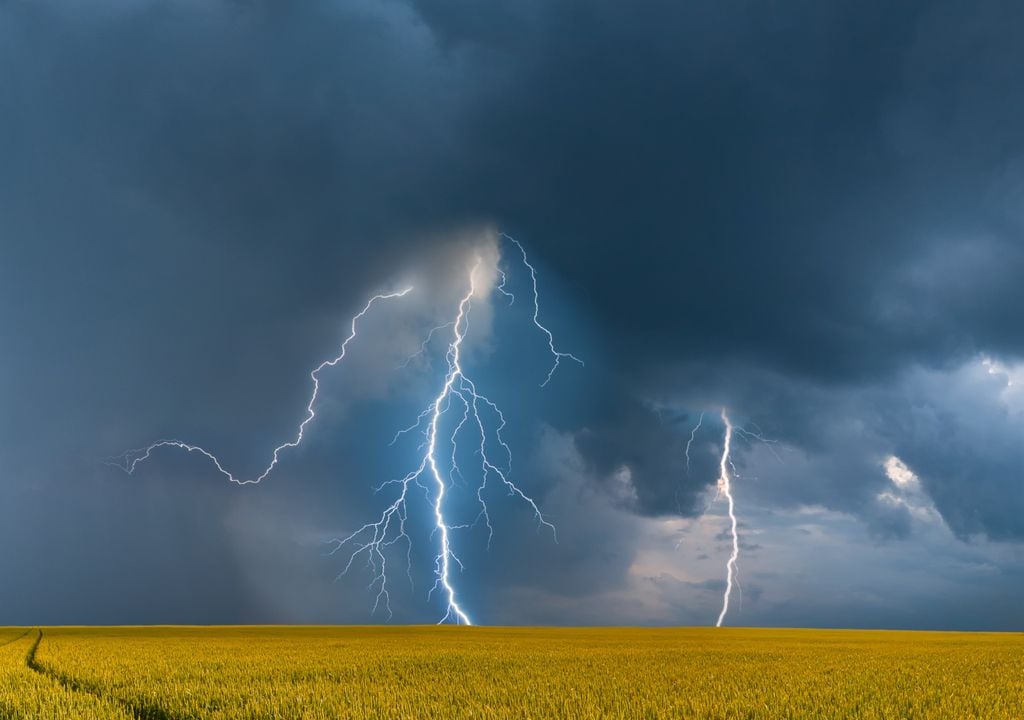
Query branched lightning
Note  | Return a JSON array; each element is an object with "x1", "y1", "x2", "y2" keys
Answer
[
  {"x1": 501, "y1": 233, "x2": 584, "y2": 387},
  {"x1": 715, "y1": 408, "x2": 738, "y2": 627},
  {"x1": 397, "y1": 321, "x2": 454, "y2": 370},
  {"x1": 106, "y1": 288, "x2": 413, "y2": 485},
  {"x1": 686, "y1": 408, "x2": 781, "y2": 624},
  {"x1": 330, "y1": 238, "x2": 574, "y2": 624},
  {"x1": 733, "y1": 423, "x2": 784, "y2": 463},
  {"x1": 109, "y1": 234, "x2": 578, "y2": 625}
]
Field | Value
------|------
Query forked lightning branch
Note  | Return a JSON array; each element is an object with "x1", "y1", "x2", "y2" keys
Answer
[{"x1": 108, "y1": 234, "x2": 581, "y2": 624}]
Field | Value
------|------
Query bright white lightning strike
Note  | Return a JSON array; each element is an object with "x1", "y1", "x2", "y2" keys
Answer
[
  {"x1": 106, "y1": 288, "x2": 413, "y2": 484},
  {"x1": 330, "y1": 238, "x2": 574, "y2": 624},
  {"x1": 685, "y1": 409, "x2": 779, "y2": 623},
  {"x1": 108, "y1": 235, "x2": 578, "y2": 625},
  {"x1": 715, "y1": 408, "x2": 739, "y2": 627}
]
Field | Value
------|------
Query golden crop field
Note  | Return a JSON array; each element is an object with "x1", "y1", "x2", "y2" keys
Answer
[{"x1": 0, "y1": 625, "x2": 1020, "y2": 719}]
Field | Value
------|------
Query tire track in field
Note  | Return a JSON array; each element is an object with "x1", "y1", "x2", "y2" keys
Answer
[
  {"x1": 25, "y1": 629, "x2": 186, "y2": 720},
  {"x1": 0, "y1": 628, "x2": 32, "y2": 649}
]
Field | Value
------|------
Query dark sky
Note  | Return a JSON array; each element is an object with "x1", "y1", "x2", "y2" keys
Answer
[{"x1": 2, "y1": 0, "x2": 1023, "y2": 629}]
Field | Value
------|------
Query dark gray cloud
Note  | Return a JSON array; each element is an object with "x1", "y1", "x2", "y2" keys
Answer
[
  {"x1": 419, "y1": 0, "x2": 1024, "y2": 384},
  {"x1": 1, "y1": 0, "x2": 1023, "y2": 628}
]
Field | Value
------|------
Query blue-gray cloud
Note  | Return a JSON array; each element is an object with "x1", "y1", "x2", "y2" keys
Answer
[{"x1": 1, "y1": 0, "x2": 1023, "y2": 629}]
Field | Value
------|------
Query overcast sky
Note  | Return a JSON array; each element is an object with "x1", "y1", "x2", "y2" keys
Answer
[{"x1": 2, "y1": 0, "x2": 1023, "y2": 629}]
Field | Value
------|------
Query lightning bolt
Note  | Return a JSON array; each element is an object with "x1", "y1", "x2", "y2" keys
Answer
[
  {"x1": 684, "y1": 411, "x2": 705, "y2": 475},
  {"x1": 106, "y1": 288, "x2": 413, "y2": 485},
  {"x1": 715, "y1": 408, "x2": 739, "y2": 627},
  {"x1": 109, "y1": 234, "x2": 578, "y2": 625},
  {"x1": 686, "y1": 408, "x2": 781, "y2": 623},
  {"x1": 397, "y1": 321, "x2": 454, "y2": 370},
  {"x1": 331, "y1": 238, "x2": 574, "y2": 624},
  {"x1": 501, "y1": 233, "x2": 584, "y2": 387}
]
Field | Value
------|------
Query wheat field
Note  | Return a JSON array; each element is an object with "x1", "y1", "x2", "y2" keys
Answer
[{"x1": 1, "y1": 625, "x2": 1021, "y2": 719}]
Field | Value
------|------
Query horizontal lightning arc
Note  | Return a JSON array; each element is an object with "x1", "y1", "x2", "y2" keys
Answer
[{"x1": 106, "y1": 288, "x2": 413, "y2": 485}]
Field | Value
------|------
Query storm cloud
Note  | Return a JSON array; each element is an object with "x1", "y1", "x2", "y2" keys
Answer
[{"x1": 2, "y1": 0, "x2": 1023, "y2": 628}]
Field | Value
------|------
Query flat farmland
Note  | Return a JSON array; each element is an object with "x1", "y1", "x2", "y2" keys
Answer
[{"x1": 1, "y1": 626, "x2": 1021, "y2": 719}]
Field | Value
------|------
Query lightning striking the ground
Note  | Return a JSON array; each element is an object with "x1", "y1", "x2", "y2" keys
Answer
[
  {"x1": 332, "y1": 239, "x2": 573, "y2": 624},
  {"x1": 684, "y1": 408, "x2": 781, "y2": 624},
  {"x1": 106, "y1": 289, "x2": 413, "y2": 484},
  {"x1": 108, "y1": 234, "x2": 578, "y2": 624},
  {"x1": 715, "y1": 408, "x2": 739, "y2": 627}
]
